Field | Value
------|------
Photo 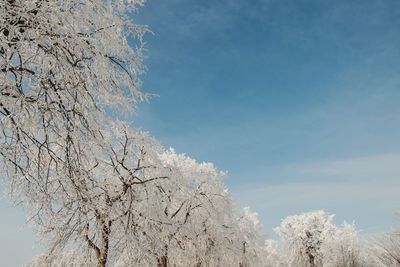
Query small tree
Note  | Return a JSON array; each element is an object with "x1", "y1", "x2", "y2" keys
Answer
[
  {"x1": 236, "y1": 207, "x2": 267, "y2": 267},
  {"x1": 275, "y1": 211, "x2": 335, "y2": 267},
  {"x1": 275, "y1": 210, "x2": 362, "y2": 267},
  {"x1": 155, "y1": 149, "x2": 236, "y2": 267},
  {"x1": 320, "y1": 222, "x2": 362, "y2": 267}
]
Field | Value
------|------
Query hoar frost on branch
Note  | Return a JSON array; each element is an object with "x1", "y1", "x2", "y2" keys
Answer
[
  {"x1": 368, "y1": 229, "x2": 400, "y2": 267},
  {"x1": 0, "y1": 0, "x2": 149, "y2": 208}
]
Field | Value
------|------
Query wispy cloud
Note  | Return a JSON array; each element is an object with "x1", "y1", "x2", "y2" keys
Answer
[
  {"x1": 231, "y1": 153, "x2": 400, "y2": 236},
  {"x1": 284, "y1": 153, "x2": 400, "y2": 183}
]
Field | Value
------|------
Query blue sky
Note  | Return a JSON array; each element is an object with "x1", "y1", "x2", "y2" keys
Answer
[
  {"x1": 1, "y1": 0, "x2": 400, "y2": 265},
  {"x1": 132, "y1": 0, "x2": 400, "y2": 234}
]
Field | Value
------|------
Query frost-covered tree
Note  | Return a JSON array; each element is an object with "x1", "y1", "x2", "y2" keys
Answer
[
  {"x1": 236, "y1": 207, "x2": 283, "y2": 267},
  {"x1": 275, "y1": 210, "x2": 363, "y2": 267},
  {"x1": 275, "y1": 210, "x2": 334, "y2": 267},
  {"x1": 236, "y1": 207, "x2": 264, "y2": 267},
  {"x1": 369, "y1": 229, "x2": 400, "y2": 267},
  {"x1": 320, "y1": 222, "x2": 362, "y2": 267},
  {"x1": 0, "y1": 0, "x2": 154, "y2": 266},
  {"x1": 155, "y1": 149, "x2": 233, "y2": 267},
  {"x1": 111, "y1": 148, "x2": 235, "y2": 267}
]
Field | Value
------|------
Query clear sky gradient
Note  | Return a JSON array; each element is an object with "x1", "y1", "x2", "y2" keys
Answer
[
  {"x1": 133, "y1": 0, "x2": 400, "y2": 233},
  {"x1": 1, "y1": 0, "x2": 400, "y2": 266}
]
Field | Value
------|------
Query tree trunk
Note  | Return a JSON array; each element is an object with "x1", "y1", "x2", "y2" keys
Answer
[
  {"x1": 308, "y1": 253, "x2": 316, "y2": 267},
  {"x1": 239, "y1": 241, "x2": 248, "y2": 267},
  {"x1": 157, "y1": 255, "x2": 168, "y2": 267},
  {"x1": 98, "y1": 254, "x2": 107, "y2": 267},
  {"x1": 97, "y1": 219, "x2": 111, "y2": 267}
]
